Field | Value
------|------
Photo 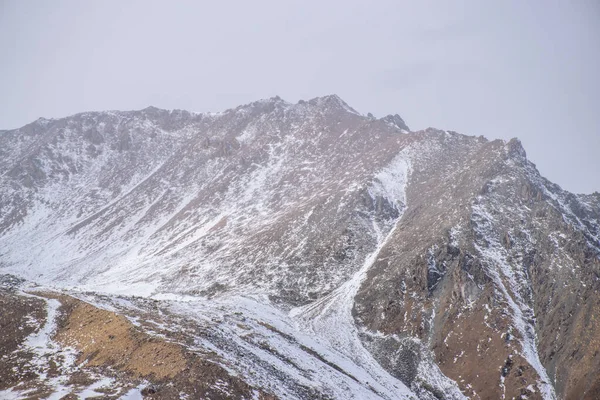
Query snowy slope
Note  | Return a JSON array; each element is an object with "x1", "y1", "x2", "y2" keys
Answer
[{"x1": 1, "y1": 96, "x2": 599, "y2": 399}]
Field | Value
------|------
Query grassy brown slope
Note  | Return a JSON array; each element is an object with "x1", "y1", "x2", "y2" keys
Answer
[{"x1": 0, "y1": 287, "x2": 276, "y2": 400}]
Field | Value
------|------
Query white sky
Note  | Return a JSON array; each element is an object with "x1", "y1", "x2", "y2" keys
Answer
[{"x1": 1, "y1": 0, "x2": 599, "y2": 193}]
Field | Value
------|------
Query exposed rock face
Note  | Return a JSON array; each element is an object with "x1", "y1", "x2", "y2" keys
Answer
[
  {"x1": 354, "y1": 134, "x2": 600, "y2": 399},
  {"x1": 0, "y1": 96, "x2": 598, "y2": 399}
]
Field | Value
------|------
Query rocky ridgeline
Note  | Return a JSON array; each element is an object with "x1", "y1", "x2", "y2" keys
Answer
[{"x1": 0, "y1": 96, "x2": 598, "y2": 399}]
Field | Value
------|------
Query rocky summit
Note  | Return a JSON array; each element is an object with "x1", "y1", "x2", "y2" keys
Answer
[{"x1": 0, "y1": 95, "x2": 599, "y2": 399}]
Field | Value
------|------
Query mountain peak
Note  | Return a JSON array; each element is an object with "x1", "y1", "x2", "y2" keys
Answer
[
  {"x1": 306, "y1": 94, "x2": 360, "y2": 115},
  {"x1": 256, "y1": 95, "x2": 289, "y2": 105},
  {"x1": 381, "y1": 113, "x2": 410, "y2": 131},
  {"x1": 313, "y1": 93, "x2": 344, "y2": 103}
]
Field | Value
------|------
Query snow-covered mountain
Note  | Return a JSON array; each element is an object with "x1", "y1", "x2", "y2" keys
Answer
[{"x1": 1, "y1": 95, "x2": 599, "y2": 399}]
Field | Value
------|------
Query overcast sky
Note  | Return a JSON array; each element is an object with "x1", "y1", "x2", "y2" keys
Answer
[{"x1": 1, "y1": 1, "x2": 599, "y2": 193}]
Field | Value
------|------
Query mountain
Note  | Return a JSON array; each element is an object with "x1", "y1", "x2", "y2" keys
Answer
[{"x1": 0, "y1": 95, "x2": 599, "y2": 399}]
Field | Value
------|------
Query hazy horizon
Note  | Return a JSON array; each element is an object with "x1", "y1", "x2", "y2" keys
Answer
[{"x1": 1, "y1": 0, "x2": 599, "y2": 193}]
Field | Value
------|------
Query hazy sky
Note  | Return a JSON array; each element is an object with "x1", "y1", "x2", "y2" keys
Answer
[{"x1": 1, "y1": 1, "x2": 599, "y2": 193}]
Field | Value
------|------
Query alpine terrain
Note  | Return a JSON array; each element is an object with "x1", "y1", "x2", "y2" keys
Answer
[{"x1": 0, "y1": 95, "x2": 599, "y2": 399}]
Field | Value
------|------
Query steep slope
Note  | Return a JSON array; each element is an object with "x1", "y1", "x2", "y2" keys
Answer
[
  {"x1": 354, "y1": 132, "x2": 600, "y2": 399},
  {"x1": 1, "y1": 96, "x2": 412, "y2": 301},
  {"x1": 1, "y1": 96, "x2": 598, "y2": 399}
]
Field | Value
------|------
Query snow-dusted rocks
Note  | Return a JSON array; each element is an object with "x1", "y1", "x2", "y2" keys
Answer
[{"x1": 1, "y1": 96, "x2": 599, "y2": 399}]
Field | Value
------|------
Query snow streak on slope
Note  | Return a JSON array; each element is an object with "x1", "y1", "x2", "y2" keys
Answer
[
  {"x1": 6, "y1": 292, "x2": 103, "y2": 399},
  {"x1": 472, "y1": 196, "x2": 556, "y2": 400},
  {"x1": 20, "y1": 294, "x2": 76, "y2": 376},
  {"x1": 290, "y1": 154, "x2": 414, "y2": 399}
]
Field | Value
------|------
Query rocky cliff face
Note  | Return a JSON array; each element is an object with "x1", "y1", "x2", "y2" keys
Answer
[
  {"x1": 354, "y1": 133, "x2": 600, "y2": 399},
  {"x1": 0, "y1": 95, "x2": 598, "y2": 399}
]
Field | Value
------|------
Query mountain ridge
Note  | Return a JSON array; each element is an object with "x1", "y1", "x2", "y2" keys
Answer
[{"x1": 1, "y1": 95, "x2": 599, "y2": 399}]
